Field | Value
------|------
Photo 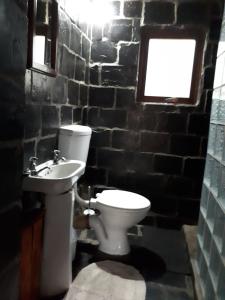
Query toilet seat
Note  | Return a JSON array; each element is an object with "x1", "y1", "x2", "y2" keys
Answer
[{"x1": 96, "y1": 190, "x2": 150, "y2": 211}]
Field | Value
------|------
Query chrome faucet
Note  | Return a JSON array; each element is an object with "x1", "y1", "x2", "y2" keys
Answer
[
  {"x1": 53, "y1": 149, "x2": 66, "y2": 164},
  {"x1": 25, "y1": 156, "x2": 51, "y2": 176},
  {"x1": 28, "y1": 157, "x2": 38, "y2": 175},
  {"x1": 53, "y1": 150, "x2": 60, "y2": 164}
]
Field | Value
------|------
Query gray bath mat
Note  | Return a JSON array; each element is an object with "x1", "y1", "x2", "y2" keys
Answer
[{"x1": 64, "y1": 260, "x2": 146, "y2": 300}]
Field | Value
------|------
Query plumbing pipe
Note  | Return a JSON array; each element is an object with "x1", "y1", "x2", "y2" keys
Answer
[{"x1": 74, "y1": 183, "x2": 96, "y2": 209}]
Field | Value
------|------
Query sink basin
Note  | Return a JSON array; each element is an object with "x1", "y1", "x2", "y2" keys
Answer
[
  {"x1": 23, "y1": 159, "x2": 86, "y2": 296},
  {"x1": 23, "y1": 159, "x2": 85, "y2": 195}
]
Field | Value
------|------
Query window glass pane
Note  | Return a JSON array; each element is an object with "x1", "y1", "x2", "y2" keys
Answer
[
  {"x1": 144, "y1": 39, "x2": 196, "y2": 98},
  {"x1": 33, "y1": 35, "x2": 46, "y2": 65}
]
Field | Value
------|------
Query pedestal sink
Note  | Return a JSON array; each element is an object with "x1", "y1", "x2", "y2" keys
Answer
[
  {"x1": 23, "y1": 159, "x2": 85, "y2": 194},
  {"x1": 22, "y1": 159, "x2": 85, "y2": 297}
]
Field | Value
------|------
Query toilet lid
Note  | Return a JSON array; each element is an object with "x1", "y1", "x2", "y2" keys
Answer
[{"x1": 96, "y1": 190, "x2": 150, "y2": 210}]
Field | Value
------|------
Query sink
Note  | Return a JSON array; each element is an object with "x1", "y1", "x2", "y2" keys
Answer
[
  {"x1": 23, "y1": 159, "x2": 85, "y2": 195},
  {"x1": 22, "y1": 158, "x2": 86, "y2": 296}
]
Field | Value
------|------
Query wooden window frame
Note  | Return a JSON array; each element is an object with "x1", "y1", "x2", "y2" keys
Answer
[
  {"x1": 27, "y1": 0, "x2": 58, "y2": 77},
  {"x1": 137, "y1": 27, "x2": 206, "y2": 105}
]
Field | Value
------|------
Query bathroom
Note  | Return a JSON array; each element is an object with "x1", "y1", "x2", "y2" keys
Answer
[{"x1": 0, "y1": 0, "x2": 225, "y2": 299}]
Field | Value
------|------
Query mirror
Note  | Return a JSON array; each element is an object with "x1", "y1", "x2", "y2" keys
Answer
[{"x1": 27, "y1": 0, "x2": 58, "y2": 76}]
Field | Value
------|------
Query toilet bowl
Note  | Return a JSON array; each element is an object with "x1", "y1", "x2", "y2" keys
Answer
[
  {"x1": 89, "y1": 190, "x2": 150, "y2": 255},
  {"x1": 58, "y1": 125, "x2": 151, "y2": 256}
]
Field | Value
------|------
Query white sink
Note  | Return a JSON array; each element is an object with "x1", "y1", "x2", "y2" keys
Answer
[
  {"x1": 23, "y1": 159, "x2": 85, "y2": 195},
  {"x1": 23, "y1": 158, "x2": 86, "y2": 296}
]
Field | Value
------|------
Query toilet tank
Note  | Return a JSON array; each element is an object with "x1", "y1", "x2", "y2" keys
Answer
[{"x1": 58, "y1": 125, "x2": 92, "y2": 164}]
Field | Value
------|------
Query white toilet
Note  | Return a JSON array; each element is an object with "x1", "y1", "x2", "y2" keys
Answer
[{"x1": 58, "y1": 125, "x2": 151, "y2": 256}]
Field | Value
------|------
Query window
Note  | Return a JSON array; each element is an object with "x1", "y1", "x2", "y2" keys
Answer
[
  {"x1": 27, "y1": 0, "x2": 58, "y2": 76},
  {"x1": 137, "y1": 27, "x2": 205, "y2": 105}
]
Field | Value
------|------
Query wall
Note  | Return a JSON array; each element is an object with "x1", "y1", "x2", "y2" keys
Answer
[
  {"x1": 0, "y1": 1, "x2": 223, "y2": 298},
  {"x1": 82, "y1": 0, "x2": 223, "y2": 224},
  {"x1": 196, "y1": 5, "x2": 225, "y2": 298},
  {"x1": 24, "y1": 0, "x2": 91, "y2": 167},
  {"x1": 0, "y1": 0, "x2": 27, "y2": 299}
]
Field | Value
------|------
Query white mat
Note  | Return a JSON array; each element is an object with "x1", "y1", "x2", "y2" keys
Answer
[{"x1": 64, "y1": 260, "x2": 146, "y2": 300}]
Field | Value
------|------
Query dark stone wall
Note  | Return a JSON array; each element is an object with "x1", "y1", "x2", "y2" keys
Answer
[
  {"x1": 24, "y1": 2, "x2": 91, "y2": 167},
  {"x1": 82, "y1": 0, "x2": 224, "y2": 224},
  {"x1": 0, "y1": 0, "x2": 27, "y2": 299},
  {"x1": 0, "y1": 1, "x2": 223, "y2": 298}
]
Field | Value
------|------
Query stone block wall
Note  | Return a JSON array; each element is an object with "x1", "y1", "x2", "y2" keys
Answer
[
  {"x1": 81, "y1": 0, "x2": 224, "y2": 224},
  {"x1": 0, "y1": 1, "x2": 27, "y2": 299},
  {"x1": 0, "y1": 1, "x2": 224, "y2": 298},
  {"x1": 24, "y1": 1, "x2": 91, "y2": 167},
  {"x1": 196, "y1": 5, "x2": 225, "y2": 298}
]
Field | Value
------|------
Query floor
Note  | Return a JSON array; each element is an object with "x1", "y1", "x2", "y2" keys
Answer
[{"x1": 68, "y1": 225, "x2": 195, "y2": 300}]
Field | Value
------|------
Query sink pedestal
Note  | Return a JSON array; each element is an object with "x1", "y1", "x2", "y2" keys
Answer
[{"x1": 40, "y1": 190, "x2": 74, "y2": 297}]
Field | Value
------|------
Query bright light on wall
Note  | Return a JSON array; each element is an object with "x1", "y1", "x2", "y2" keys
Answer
[
  {"x1": 87, "y1": 0, "x2": 113, "y2": 25},
  {"x1": 66, "y1": 0, "x2": 114, "y2": 26}
]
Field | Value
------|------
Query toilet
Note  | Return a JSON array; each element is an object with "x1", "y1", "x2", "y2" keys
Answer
[
  {"x1": 58, "y1": 125, "x2": 150, "y2": 256},
  {"x1": 89, "y1": 190, "x2": 150, "y2": 255}
]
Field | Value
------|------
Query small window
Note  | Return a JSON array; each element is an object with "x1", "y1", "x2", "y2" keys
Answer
[{"x1": 137, "y1": 27, "x2": 205, "y2": 105}]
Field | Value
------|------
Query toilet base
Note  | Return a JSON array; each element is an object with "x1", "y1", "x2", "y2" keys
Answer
[
  {"x1": 99, "y1": 234, "x2": 130, "y2": 256},
  {"x1": 88, "y1": 190, "x2": 150, "y2": 256},
  {"x1": 89, "y1": 215, "x2": 131, "y2": 255}
]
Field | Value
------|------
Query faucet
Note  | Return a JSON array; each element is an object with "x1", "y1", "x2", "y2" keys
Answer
[
  {"x1": 53, "y1": 150, "x2": 60, "y2": 164},
  {"x1": 53, "y1": 149, "x2": 66, "y2": 164},
  {"x1": 28, "y1": 157, "x2": 38, "y2": 176},
  {"x1": 25, "y1": 156, "x2": 51, "y2": 176}
]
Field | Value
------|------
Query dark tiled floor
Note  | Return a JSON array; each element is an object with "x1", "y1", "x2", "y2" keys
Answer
[{"x1": 70, "y1": 225, "x2": 194, "y2": 300}]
